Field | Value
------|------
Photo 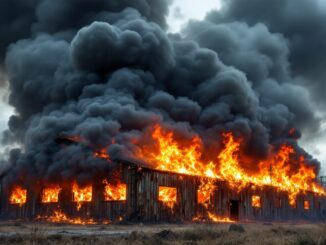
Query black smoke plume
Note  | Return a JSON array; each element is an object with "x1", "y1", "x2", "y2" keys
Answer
[{"x1": 0, "y1": 0, "x2": 322, "y2": 187}]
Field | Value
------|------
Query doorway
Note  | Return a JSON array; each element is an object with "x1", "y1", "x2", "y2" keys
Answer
[{"x1": 230, "y1": 200, "x2": 239, "y2": 221}]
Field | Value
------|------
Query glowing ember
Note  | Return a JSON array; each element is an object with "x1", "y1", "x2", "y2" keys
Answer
[
  {"x1": 61, "y1": 135, "x2": 112, "y2": 161},
  {"x1": 72, "y1": 182, "x2": 92, "y2": 210},
  {"x1": 135, "y1": 125, "x2": 325, "y2": 207},
  {"x1": 207, "y1": 212, "x2": 235, "y2": 223},
  {"x1": 158, "y1": 186, "x2": 177, "y2": 208},
  {"x1": 94, "y1": 149, "x2": 110, "y2": 160},
  {"x1": 252, "y1": 195, "x2": 261, "y2": 208},
  {"x1": 41, "y1": 186, "x2": 61, "y2": 203},
  {"x1": 304, "y1": 200, "x2": 310, "y2": 210},
  {"x1": 39, "y1": 210, "x2": 97, "y2": 225},
  {"x1": 9, "y1": 186, "x2": 27, "y2": 206},
  {"x1": 197, "y1": 179, "x2": 216, "y2": 206},
  {"x1": 103, "y1": 180, "x2": 126, "y2": 201},
  {"x1": 193, "y1": 213, "x2": 235, "y2": 223}
]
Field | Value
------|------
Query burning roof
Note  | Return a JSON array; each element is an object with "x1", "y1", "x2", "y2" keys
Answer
[
  {"x1": 132, "y1": 124, "x2": 325, "y2": 203},
  {"x1": 54, "y1": 123, "x2": 325, "y2": 208}
]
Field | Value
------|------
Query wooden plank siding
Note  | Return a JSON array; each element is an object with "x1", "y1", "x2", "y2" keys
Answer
[{"x1": 0, "y1": 161, "x2": 326, "y2": 222}]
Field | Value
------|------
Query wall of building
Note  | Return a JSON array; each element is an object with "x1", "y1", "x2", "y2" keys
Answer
[{"x1": 0, "y1": 162, "x2": 325, "y2": 222}]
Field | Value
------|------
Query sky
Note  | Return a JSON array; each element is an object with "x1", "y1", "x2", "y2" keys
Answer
[
  {"x1": 0, "y1": 0, "x2": 325, "y2": 175},
  {"x1": 166, "y1": 0, "x2": 222, "y2": 33}
]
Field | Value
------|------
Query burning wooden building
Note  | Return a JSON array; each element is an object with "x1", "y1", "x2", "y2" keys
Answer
[
  {"x1": 1, "y1": 160, "x2": 326, "y2": 223},
  {"x1": 1, "y1": 126, "x2": 326, "y2": 223}
]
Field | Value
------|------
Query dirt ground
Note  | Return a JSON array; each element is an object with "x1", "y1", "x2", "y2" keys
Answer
[{"x1": 0, "y1": 221, "x2": 325, "y2": 244}]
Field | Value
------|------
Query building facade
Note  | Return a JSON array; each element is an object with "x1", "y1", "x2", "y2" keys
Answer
[{"x1": 1, "y1": 162, "x2": 326, "y2": 222}]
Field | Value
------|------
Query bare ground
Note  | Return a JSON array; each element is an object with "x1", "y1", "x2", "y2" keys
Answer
[{"x1": 0, "y1": 221, "x2": 325, "y2": 245}]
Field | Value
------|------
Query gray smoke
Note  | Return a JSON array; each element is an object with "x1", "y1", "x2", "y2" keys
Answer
[
  {"x1": 206, "y1": 0, "x2": 326, "y2": 109},
  {"x1": 0, "y1": 0, "x2": 322, "y2": 187}
]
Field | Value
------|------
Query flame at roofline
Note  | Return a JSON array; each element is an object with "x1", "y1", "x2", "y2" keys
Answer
[
  {"x1": 133, "y1": 124, "x2": 326, "y2": 202},
  {"x1": 58, "y1": 124, "x2": 325, "y2": 206}
]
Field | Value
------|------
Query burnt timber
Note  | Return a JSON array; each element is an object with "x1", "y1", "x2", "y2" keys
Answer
[{"x1": 1, "y1": 161, "x2": 326, "y2": 222}]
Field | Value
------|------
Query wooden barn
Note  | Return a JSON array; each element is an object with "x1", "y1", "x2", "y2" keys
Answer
[{"x1": 0, "y1": 161, "x2": 326, "y2": 223}]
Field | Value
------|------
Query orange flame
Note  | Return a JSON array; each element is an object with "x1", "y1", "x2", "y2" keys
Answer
[
  {"x1": 135, "y1": 125, "x2": 325, "y2": 207},
  {"x1": 252, "y1": 195, "x2": 261, "y2": 208},
  {"x1": 192, "y1": 213, "x2": 235, "y2": 223},
  {"x1": 220, "y1": 133, "x2": 325, "y2": 205},
  {"x1": 60, "y1": 135, "x2": 111, "y2": 161},
  {"x1": 9, "y1": 186, "x2": 27, "y2": 206},
  {"x1": 103, "y1": 180, "x2": 126, "y2": 201},
  {"x1": 41, "y1": 185, "x2": 61, "y2": 203},
  {"x1": 197, "y1": 178, "x2": 216, "y2": 206},
  {"x1": 72, "y1": 182, "x2": 92, "y2": 210},
  {"x1": 137, "y1": 125, "x2": 219, "y2": 179},
  {"x1": 158, "y1": 186, "x2": 177, "y2": 209},
  {"x1": 207, "y1": 212, "x2": 235, "y2": 223},
  {"x1": 39, "y1": 210, "x2": 97, "y2": 225},
  {"x1": 94, "y1": 149, "x2": 110, "y2": 160},
  {"x1": 304, "y1": 200, "x2": 310, "y2": 210}
]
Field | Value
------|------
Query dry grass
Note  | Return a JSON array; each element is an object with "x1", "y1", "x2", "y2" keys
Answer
[{"x1": 0, "y1": 222, "x2": 325, "y2": 245}]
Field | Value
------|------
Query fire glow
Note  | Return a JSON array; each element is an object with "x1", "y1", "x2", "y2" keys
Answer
[
  {"x1": 94, "y1": 149, "x2": 110, "y2": 160},
  {"x1": 42, "y1": 186, "x2": 61, "y2": 203},
  {"x1": 136, "y1": 125, "x2": 325, "y2": 206},
  {"x1": 192, "y1": 213, "x2": 235, "y2": 223},
  {"x1": 252, "y1": 195, "x2": 261, "y2": 208},
  {"x1": 197, "y1": 178, "x2": 216, "y2": 206},
  {"x1": 207, "y1": 212, "x2": 235, "y2": 223},
  {"x1": 28, "y1": 123, "x2": 325, "y2": 224},
  {"x1": 72, "y1": 182, "x2": 92, "y2": 210},
  {"x1": 9, "y1": 186, "x2": 27, "y2": 206},
  {"x1": 304, "y1": 200, "x2": 310, "y2": 210},
  {"x1": 158, "y1": 186, "x2": 177, "y2": 208},
  {"x1": 38, "y1": 210, "x2": 97, "y2": 225},
  {"x1": 103, "y1": 180, "x2": 126, "y2": 201}
]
